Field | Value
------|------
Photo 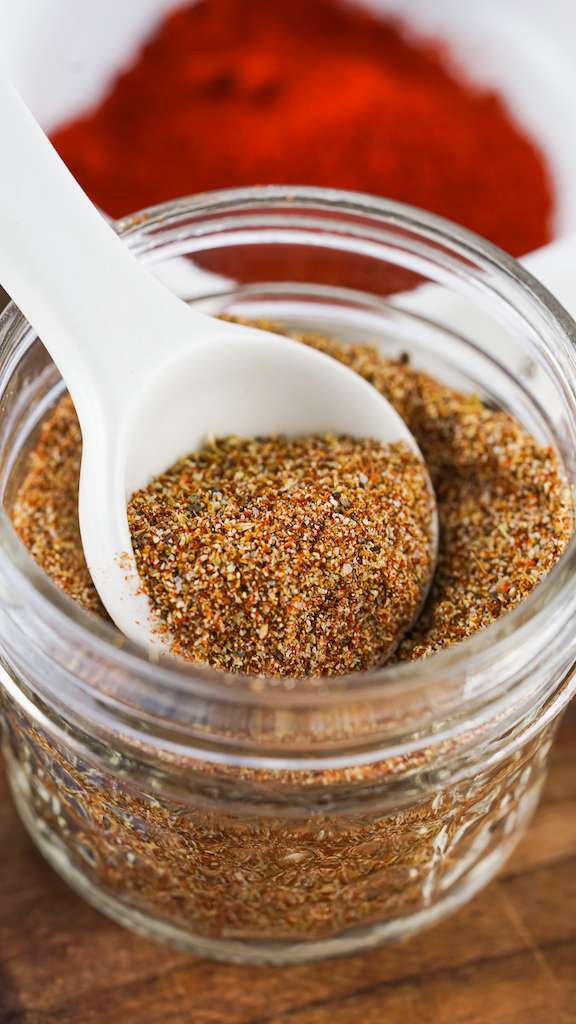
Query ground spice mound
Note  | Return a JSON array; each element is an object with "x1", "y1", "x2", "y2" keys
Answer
[
  {"x1": 50, "y1": 0, "x2": 553, "y2": 255},
  {"x1": 127, "y1": 435, "x2": 434, "y2": 676},
  {"x1": 289, "y1": 330, "x2": 573, "y2": 661},
  {"x1": 12, "y1": 326, "x2": 572, "y2": 666}
]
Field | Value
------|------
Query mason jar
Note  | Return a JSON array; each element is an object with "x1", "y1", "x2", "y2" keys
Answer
[{"x1": 1, "y1": 187, "x2": 576, "y2": 965}]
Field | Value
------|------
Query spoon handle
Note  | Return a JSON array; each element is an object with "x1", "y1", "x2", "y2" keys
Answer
[{"x1": 0, "y1": 76, "x2": 209, "y2": 425}]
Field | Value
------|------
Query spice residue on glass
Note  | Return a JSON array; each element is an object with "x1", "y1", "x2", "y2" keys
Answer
[
  {"x1": 127, "y1": 434, "x2": 435, "y2": 676},
  {"x1": 13, "y1": 322, "x2": 572, "y2": 675},
  {"x1": 51, "y1": 0, "x2": 553, "y2": 255}
]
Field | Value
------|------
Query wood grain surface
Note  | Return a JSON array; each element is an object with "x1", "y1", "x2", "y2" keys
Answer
[{"x1": 1, "y1": 703, "x2": 575, "y2": 1024}]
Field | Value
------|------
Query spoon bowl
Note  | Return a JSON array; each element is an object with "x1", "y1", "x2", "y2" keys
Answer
[
  {"x1": 0, "y1": 76, "x2": 436, "y2": 652},
  {"x1": 83, "y1": 320, "x2": 427, "y2": 649}
]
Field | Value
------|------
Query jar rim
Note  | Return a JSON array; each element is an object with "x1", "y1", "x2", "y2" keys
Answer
[{"x1": 2, "y1": 184, "x2": 576, "y2": 713}]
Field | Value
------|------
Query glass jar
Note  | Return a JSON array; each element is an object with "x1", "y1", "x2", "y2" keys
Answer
[{"x1": 1, "y1": 187, "x2": 576, "y2": 966}]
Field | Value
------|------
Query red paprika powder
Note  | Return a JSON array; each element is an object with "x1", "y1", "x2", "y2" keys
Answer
[{"x1": 52, "y1": 0, "x2": 553, "y2": 256}]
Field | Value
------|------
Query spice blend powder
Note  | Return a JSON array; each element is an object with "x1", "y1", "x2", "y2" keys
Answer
[
  {"x1": 2, "y1": 701, "x2": 557, "y2": 943},
  {"x1": 13, "y1": 323, "x2": 572, "y2": 665},
  {"x1": 127, "y1": 435, "x2": 435, "y2": 676}
]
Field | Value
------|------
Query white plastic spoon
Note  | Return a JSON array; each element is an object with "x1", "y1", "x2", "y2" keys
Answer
[{"x1": 0, "y1": 77, "x2": 436, "y2": 653}]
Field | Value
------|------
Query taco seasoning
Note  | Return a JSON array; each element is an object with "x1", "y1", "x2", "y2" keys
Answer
[
  {"x1": 6, "y1": 321, "x2": 572, "y2": 955},
  {"x1": 127, "y1": 434, "x2": 435, "y2": 675},
  {"x1": 13, "y1": 322, "x2": 570, "y2": 665}
]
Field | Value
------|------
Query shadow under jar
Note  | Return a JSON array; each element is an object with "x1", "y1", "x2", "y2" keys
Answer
[{"x1": 1, "y1": 187, "x2": 576, "y2": 965}]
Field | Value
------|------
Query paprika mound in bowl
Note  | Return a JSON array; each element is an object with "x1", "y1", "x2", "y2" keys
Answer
[
  {"x1": 1, "y1": 188, "x2": 576, "y2": 964},
  {"x1": 49, "y1": 0, "x2": 553, "y2": 256}
]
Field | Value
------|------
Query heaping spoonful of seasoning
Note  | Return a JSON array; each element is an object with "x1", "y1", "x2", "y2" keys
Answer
[{"x1": 0, "y1": 76, "x2": 437, "y2": 665}]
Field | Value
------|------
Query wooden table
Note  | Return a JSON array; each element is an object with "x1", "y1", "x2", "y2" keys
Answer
[{"x1": 1, "y1": 704, "x2": 575, "y2": 1024}]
